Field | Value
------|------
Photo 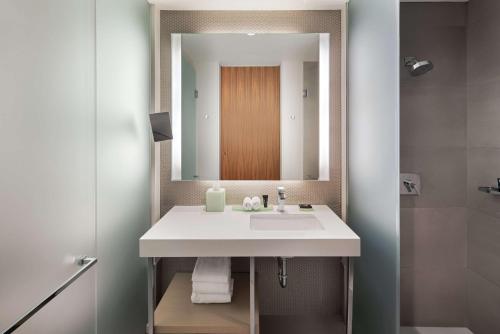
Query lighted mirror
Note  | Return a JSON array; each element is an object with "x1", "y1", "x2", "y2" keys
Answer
[{"x1": 171, "y1": 33, "x2": 330, "y2": 181}]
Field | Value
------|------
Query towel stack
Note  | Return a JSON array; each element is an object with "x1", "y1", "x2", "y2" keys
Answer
[
  {"x1": 242, "y1": 196, "x2": 261, "y2": 211},
  {"x1": 191, "y1": 257, "x2": 233, "y2": 304}
]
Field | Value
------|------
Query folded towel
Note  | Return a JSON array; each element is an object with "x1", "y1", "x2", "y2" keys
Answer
[
  {"x1": 193, "y1": 280, "x2": 232, "y2": 294},
  {"x1": 192, "y1": 257, "x2": 231, "y2": 283},
  {"x1": 242, "y1": 197, "x2": 252, "y2": 211},
  {"x1": 191, "y1": 279, "x2": 234, "y2": 304},
  {"x1": 191, "y1": 291, "x2": 232, "y2": 304},
  {"x1": 251, "y1": 196, "x2": 261, "y2": 210}
]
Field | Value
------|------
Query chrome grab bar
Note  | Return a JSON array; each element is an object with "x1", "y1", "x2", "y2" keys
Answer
[
  {"x1": 2, "y1": 256, "x2": 97, "y2": 334},
  {"x1": 478, "y1": 178, "x2": 500, "y2": 196}
]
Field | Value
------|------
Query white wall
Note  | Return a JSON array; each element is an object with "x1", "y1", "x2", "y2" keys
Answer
[
  {"x1": 194, "y1": 61, "x2": 220, "y2": 180},
  {"x1": 281, "y1": 61, "x2": 304, "y2": 180}
]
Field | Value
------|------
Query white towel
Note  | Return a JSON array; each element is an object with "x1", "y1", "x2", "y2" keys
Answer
[
  {"x1": 251, "y1": 196, "x2": 261, "y2": 210},
  {"x1": 193, "y1": 281, "x2": 232, "y2": 294},
  {"x1": 191, "y1": 279, "x2": 234, "y2": 304},
  {"x1": 242, "y1": 197, "x2": 253, "y2": 211},
  {"x1": 192, "y1": 257, "x2": 231, "y2": 283}
]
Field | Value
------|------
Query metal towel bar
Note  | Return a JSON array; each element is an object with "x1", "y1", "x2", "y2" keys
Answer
[{"x1": 2, "y1": 256, "x2": 97, "y2": 334}]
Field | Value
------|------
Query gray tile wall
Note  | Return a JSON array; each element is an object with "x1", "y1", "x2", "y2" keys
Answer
[
  {"x1": 467, "y1": 0, "x2": 500, "y2": 332},
  {"x1": 400, "y1": 3, "x2": 468, "y2": 327}
]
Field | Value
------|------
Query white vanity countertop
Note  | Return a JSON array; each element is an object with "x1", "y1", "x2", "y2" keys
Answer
[{"x1": 139, "y1": 205, "x2": 360, "y2": 258}]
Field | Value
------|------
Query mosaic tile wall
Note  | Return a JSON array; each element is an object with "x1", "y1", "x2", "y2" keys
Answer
[{"x1": 159, "y1": 10, "x2": 344, "y2": 316}]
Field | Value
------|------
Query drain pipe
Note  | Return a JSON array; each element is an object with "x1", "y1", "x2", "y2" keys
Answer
[{"x1": 277, "y1": 257, "x2": 288, "y2": 288}]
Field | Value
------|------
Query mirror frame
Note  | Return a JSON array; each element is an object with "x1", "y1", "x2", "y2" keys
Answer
[{"x1": 170, "y1": 33, "x2": 330, "y2": 181}]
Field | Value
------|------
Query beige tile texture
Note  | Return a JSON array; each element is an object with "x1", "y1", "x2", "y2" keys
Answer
[
  {"x1": 467, "y1": 17, "x2": 500, "y2": 85},
  {"x1": 467, "y1": 148, "x2": 500, "y2": 219},
  {"x1": 401, "y1": 208, "x2": 467, "y2": 269},
  {"x1": 400, "y1": 3, "x2": 467, "y2": 210},
  {"x1": 400, "y1": 27, "x2": 466, "y2": 90},
  {"x1": 400, "y1": 3, "x2": 467, "y2": 28},
  {"x1": 468, "y1": 209, "x2": 500, "y2": 288},
  {"x1": 400, "y1": 208, "x2": 467, "y2": 327},
  {"x1": 467, "y1": 79, "x2": 500, "y2": 148},
  {"x1": 467, "y1": 0, "x2": 500, "y2": 24},
  {"x1": 400, "y1": 86, "x2": 466, "y2": 149},
  {"x1": 466, "y1": 0, "x2": 500, "y2": 332},
  {"x1": 401, "y1": 267, "x2": 467, "y2": 327},
  {"x1": 401, "y1": 1, "x2": 500, "y2": 330},
  {"x1": 400, "y1": 148, "x2": 467, "y2": 208},
  {"x1": 466, "y1": 270, "x2": 500, "y2": 334},
  {"x1": 400, "y1": 3, "x2": 468, "y2": 328}
]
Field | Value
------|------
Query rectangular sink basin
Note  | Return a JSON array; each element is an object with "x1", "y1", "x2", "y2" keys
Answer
[{"x1": 250, "y1": 214, "x2": 324, "y2": 231}]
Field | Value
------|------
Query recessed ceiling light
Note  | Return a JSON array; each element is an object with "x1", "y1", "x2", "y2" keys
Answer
[{"x1": 247, "y1": 33, "x2": 256, "y2": 36}]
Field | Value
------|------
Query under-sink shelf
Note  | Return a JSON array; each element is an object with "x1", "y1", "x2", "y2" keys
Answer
[
  {"x1": 154, "y1": 273, "x2": 259, "y2": 334},
  {"x1": 260, "y1": 315, "x2": 345, "y2": 334}
]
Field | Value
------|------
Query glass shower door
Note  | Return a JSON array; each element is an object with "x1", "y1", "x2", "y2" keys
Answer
[{"x1": 0, "y1": 0, "x2": 97, "y2": 333}]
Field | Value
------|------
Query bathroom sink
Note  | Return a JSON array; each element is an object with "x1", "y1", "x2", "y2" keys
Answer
[{"x1": 250, "y1": 214, "x2": 324, "y2": 231}]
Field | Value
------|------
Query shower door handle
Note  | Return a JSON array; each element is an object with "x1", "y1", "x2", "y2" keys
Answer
[{"x1": 2, "y1": 256, "x2": 97, "y2": 334}]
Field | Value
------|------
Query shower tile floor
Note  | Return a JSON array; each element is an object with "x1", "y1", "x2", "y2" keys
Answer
[{"x1": 401, "y1": 327, "x2": 473, "y2": 334}]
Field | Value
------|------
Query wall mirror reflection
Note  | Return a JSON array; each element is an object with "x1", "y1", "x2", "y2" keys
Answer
[{"x1": 171, "y1": 33, "x2": 330, "y2": 181}]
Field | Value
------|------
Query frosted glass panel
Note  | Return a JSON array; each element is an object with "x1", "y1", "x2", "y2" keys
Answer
[
  {"x1": 0, "y1": 0, "x2": 96, "y2": 333},
  {"x1": 14, "y1": 274, "x2": 95, "y2": 334},
  {"x1": 95, "y1": 0, "x2": 151, "y2": 333},
  {"x1": 348, "y1": 0, "x2": 400, "y2": 333},
  {"x1": 0, "y1": 1, "x2": 151, "y2": 333}
]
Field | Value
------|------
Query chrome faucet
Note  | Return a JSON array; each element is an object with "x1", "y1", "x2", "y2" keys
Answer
[{"x1": 277, "y1": 186, "x2": 286, "y2": 212}]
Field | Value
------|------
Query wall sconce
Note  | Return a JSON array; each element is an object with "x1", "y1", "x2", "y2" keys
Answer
[{"x1": 149, "y1": 112, "x2": 173, "y2": 142}]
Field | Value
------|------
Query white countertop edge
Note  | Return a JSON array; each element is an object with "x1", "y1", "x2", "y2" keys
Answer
[
  {"x1": 139, "y1": 205, "x2": 360, "y2": 257},
  {"x1": 140, "y1": 239, "x2": 360, "y2": 258}
]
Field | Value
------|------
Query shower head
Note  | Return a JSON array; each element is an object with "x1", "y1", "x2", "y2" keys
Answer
[{"x1": 404, "y1": 56, "x2": 434, "y2": 76}]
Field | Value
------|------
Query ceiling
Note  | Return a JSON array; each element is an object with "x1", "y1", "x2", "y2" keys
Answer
[
  {"x1": 400, "y1": 0, "x2": 467, "y2": 2},
  {"x1": 148, "y1": 0, "x2": 346, "y2": 10},
  {"x1": 149, "y1": 0, "x2": 468, "y2": 8}
]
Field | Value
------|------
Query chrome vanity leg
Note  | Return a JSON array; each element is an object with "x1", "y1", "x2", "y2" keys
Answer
[
  {"x1": 346, "y1": 257, "x2": 354, "y2": 334},
  {"x1": 250, "y1": 257, "x2": 256, "y2": 334},
  {"x1": 147, "y1": 257, "x2": 155, "y2": 334}
]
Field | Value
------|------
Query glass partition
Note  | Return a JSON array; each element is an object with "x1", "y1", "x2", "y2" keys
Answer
[
  {"x1": 0, "y1": 1, "x2": 151, "y2": 333},
  {"x1": 348, "y1": 0, "x2": 400, "y2": 333},
  {"x1": 0, "y1": 1, "x2": 96, "y2": 332}
]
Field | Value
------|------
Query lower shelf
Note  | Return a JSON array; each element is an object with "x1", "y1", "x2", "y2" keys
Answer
[
  {"x1": 155, "y1": 273, "x2": 259, "y2": 334},
  {"x1": 260, "y1": 315, "x2": 346, "y2": 334}
]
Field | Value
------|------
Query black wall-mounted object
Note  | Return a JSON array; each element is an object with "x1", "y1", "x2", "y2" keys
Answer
[{"x1": 149, "y1": 112, "x2": 173, "y2": 142}]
